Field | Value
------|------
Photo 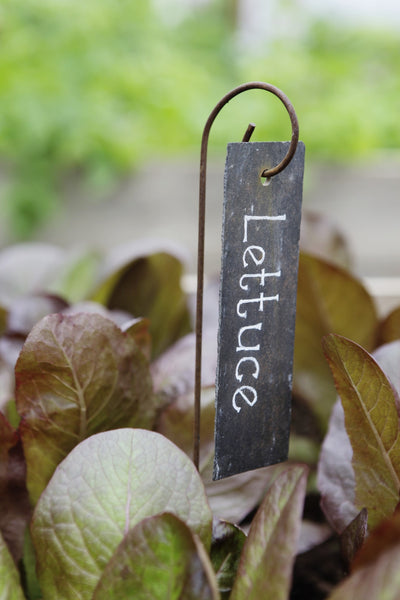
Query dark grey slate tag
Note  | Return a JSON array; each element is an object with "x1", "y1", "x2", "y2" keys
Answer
[{"x1": 213, "y1": 141, "x2": 305, "y2": 480}]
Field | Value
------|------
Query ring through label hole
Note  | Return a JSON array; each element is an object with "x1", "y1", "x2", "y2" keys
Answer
[{"x1": 261, "y1": 175, "x2": 271, "y2": 187}]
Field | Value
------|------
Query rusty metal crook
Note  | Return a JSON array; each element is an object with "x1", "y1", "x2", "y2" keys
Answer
[{"x1": 193, "y1": 81, "x2": 299, "y2": 469}]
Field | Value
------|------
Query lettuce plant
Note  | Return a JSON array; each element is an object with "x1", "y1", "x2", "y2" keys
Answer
[{"x1": 1, "y1": 227, "x2": 400, "y2": 598}]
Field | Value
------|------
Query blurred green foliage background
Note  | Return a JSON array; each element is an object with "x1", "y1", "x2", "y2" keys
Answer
[{"x1": 0, "y1": 0, "x2": 399, "y2": 238}]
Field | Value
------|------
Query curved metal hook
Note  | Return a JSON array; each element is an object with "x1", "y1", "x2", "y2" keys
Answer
[{"x1": 193, "y1": 81, "x2": 299, "y2": 469}]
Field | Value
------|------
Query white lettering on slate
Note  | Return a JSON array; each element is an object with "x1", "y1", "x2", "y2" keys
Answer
[
  {"x1": 232, "y1": 213, "x2": 286, "y2": 413},
  {"x1": 243, "y1": 214, "x2": 286, "y2": 243},
  {"x1": 232, "y1": 386, "x2": 258, "y2": 413},
  {"x1": 235, "y1": 356, "x2": 260, "y2": 382}
]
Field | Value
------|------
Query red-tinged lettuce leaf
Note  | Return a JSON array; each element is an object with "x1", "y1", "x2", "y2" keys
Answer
[
  {"x1": 322, "y1": 334, "x2": 400, "y2": 530},
  {"x1": 0, "y1": 530, "x2": 25, "y2": 600},
  {"x1": 340, "y1": 508, "x2": 368, "y2": 569},
  {"x1": 317, "y1": 400, "x2": 357, "y2": 533},
  {"x1": 156, "y1": 386, "x2": 215, "y2": 469},
  {"x1": 122, "y1": 317, "x2": 152, "y2": 361},
  {"x1": 230, "y1": 464, "x2": 308, "y2": 600},
  {"x1": 379, "y1": 306, "x2": 400, "y2": 345},
  {"x1": 93, "y1": 513, "x2": 219, "y2": 600},
  {"x1": 204, "y1": 461, "x2": 284, "y2": 525},
  {"x1": 153, "y1": 330, "x2": 217, "y2": 467},
  {"x1": 294, "y1": 253, "x2": 378, "y2": 430},
  {"x1": 210, "y1": 519, "x2": 246, "y2": 598},
  {"x1": 62, "y1": 300, "x2": 133, "y2": 329},
  {"x1": 92, "y1": 248, "x2": 191, "y2": 358},
  {"x1": 16, "y1": 312, "x2": 156, "y2": 504},
  {"x1": 31, "y1": 429, "x2": 213, "y2": 600},
  {"x1": 0, "y1": 413, "x2": 30, "y2": 564},
  {"x1": 352, "y1": 506, "x2": 400, "y2": 571},
  {"x1": 151, "y1": 331, "x2": 217, "y2": 401},
  {"x1": 318, "y1": 341, "x2": 400, "y2": 533}
]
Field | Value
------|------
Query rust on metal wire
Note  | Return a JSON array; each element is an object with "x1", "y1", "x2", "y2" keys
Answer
[
  {"x1": 193, "y1": 81, "x2": 299, "y2": 470},
  {"x1": 241, "y1": 122, "x2": 256, "y2": 142}
]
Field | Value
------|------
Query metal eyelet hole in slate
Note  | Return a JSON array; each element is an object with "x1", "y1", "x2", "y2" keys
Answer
[{"x1": 213, "y1": 141, "x2": 305, "y2": 480}]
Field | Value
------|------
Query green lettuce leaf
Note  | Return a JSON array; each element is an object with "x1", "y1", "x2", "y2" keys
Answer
[
  {"x1": 93, "y1": 513, "x2": 219, "y2": 599},
  {"x1": 230, "y1": 464, "x2": 308, "y2": 600},
  {"x1": 31, "y1": 428, "x2": 213, "y2": 600},
  {"x1": 0, "y1": 530, "x2": 25, "y2": 600},
  {"x1": 210, "y1": 519, "x2": 246, "y2": 597},
  {"x1": 92, "y1": 249, "x2": 191, "y2": 358}
]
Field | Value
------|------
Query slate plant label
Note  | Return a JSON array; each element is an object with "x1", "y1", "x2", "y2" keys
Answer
[{"x1": 213, "y1": 141, "x2": 305, "y2": 480}]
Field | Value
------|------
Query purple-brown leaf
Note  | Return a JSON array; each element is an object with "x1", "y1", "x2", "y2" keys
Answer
[
  {"x1": 16, "y1": 312, "x2": 155, "y2": 503},
  {"x1": 0, "y1": 413, "x2": 30, "y2": 563},
  {"x1": 294, "y1": 253, "x2": 378, "y2": 430},
  {"x1": 323, "y1": 334, "x2": 400, "y2": 530},
  {"x1": 93, "y1": 248, "x2": 191, "y2": 358}
]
